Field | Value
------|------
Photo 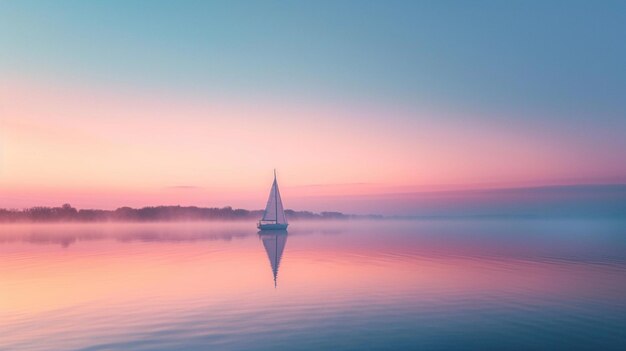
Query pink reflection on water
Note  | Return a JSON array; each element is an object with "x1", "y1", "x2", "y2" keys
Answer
[{"x1": 1, "y1": 220, "x2": 625, "y2": 350}]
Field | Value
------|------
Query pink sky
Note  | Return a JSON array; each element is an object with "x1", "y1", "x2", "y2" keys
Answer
[{"x1": 1, "y1": 79, "x2": 624, "y2": 213}]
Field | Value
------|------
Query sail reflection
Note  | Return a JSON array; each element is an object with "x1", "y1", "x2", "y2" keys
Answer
[{"x1": 259, "y1": 230, "x2": 288, "y2": 287}]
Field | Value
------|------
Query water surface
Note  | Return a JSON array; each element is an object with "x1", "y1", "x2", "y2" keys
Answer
[{"x1": 1, "y1": 219, "x2": 625, "y2": 350}]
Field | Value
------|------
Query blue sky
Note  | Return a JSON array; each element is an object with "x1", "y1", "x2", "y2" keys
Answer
[{"x1": 2, "y1": 0, "x2": 625, "y2": 119}]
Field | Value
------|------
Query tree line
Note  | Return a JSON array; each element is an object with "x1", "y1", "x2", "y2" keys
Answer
[{"x1": 0, "y1": 204, "x2": 381, "y2": 222}]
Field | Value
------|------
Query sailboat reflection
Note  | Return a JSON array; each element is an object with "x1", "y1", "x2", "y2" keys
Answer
[{"x1": 258, "y1": 230, "x2": 288, "y2": 287}]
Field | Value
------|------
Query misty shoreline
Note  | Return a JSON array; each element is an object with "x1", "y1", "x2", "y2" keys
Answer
[
  {"x1": 1, "y1": 204, "x2": 624, "y2": 224},
  {"x1": 0, "y1": 204, "x2": 383, "y2": 223}
]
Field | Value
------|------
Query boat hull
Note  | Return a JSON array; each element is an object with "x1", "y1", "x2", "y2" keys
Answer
[{"x1": 257, "y1": 223, "x2": 289, "y2": 230}]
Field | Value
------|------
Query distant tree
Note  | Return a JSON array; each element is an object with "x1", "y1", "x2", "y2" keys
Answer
[{"x1": 0, "y1": 205, "x2": 364, "y2": 222}]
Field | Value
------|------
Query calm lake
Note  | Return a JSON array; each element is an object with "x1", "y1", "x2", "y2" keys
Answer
[{"x1": 1, "y1": 219, "x2": 625, "y2": 350}]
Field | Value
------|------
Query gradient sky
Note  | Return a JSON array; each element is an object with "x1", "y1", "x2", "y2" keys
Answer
[{"x1": 1, "y1": 1, "x2": 625, "y2": 213}]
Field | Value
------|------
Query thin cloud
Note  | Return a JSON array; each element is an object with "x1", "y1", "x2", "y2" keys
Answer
[{"x1": 291, "y1": 183, "x2": 374, "y2": 188}]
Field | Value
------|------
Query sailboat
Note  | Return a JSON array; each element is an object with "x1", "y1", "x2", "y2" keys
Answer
[{"x1": 257, "y1": 170, "x2": 289, "y2": 230}]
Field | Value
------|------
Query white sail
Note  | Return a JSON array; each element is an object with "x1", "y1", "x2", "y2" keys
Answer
[
  {"x1": 261, "y1": 173, "x2": 287, "y2": 224},
  {"x1": 275, "y1": 181, "x2": 287, "y2": 224}
]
